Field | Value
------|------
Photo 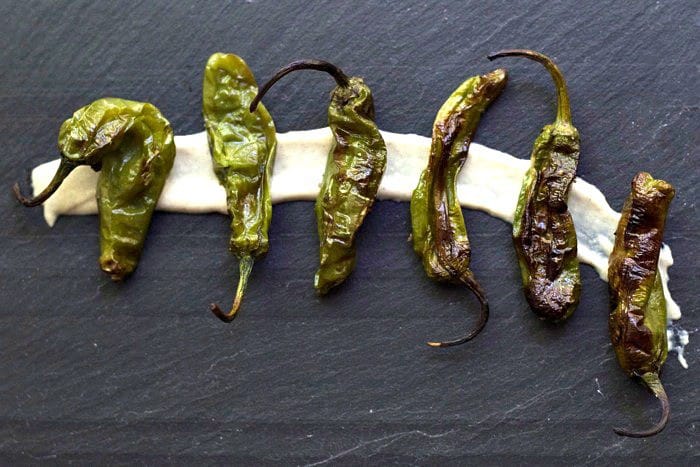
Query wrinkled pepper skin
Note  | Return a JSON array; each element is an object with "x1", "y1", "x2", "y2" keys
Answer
[
  {"x1": 314, "y1": 77, "x2": 386, "y2": 294},
  {"x1": 203, "y1": 53, "x2": 277, "y2": 322},
  {"x1": 250, "y1": 60, "x2": 386, "y2": 295},
  {"x1": 411, "y1": 69, "x2": 507, "y2": 346},
  {"x1": 488, "y1": 49, "x2": 581, "y2": 322},
  {"x1": 608, "y1": 172, "x2": 674, "y2": 438},
  {"x1": 14, "y1": 98, "x2": 175, "y2": 281}
]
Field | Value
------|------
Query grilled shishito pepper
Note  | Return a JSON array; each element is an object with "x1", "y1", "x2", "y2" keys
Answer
[
  {"x1": 13, "y1": 98, "x2": 175, "y2": 280},
  {"x1": 608, "y1": 172, "x2": 674, "y2": 438},
  {"x1": 411, "y1": 69, "x2": 507, "y2": 347},
  {"x1": 203, "y1": 53, "x2": 277, "y2": 322},
  {"x1": 250, "y1": 60, "x2": 387, "y2": 295},
  {"x1": 488, "y1": 49, "x2": 581, "y2": 322}
]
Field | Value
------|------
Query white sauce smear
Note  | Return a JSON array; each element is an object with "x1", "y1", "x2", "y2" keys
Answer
[{"x1": 30, "y1": 128, "x2": 688, "y2": 367}]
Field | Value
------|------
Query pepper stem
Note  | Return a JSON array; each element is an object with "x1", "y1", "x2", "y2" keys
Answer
[
  {"x1": 250, "y1": 59, "x2": 350, "y2": 112},
  {"x1": 613, "y1": 372, "x2": 670, "y2": 438},
  {"x1": 210, "y1": 255, "x2": 254, "y2": 323},
  {"x1": 487, "y1": 49, "x2": 572, "y2": 124},
  {"x1": 13, "y1": 159, "x2": 78, "y2": 207},
  {"x1": 427, "y1": 270, "x2": 490, "y2": 347}
]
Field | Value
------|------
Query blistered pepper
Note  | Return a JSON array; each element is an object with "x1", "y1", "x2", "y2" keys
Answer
[
  {"x1": 488, "y1": 49, "x2": 581, "y2": 322},
  {"x1": 13, "y1": 98, "x2": 175, "y2": 280},
  {"x1": 250, "y1": 60, "x2": 387, "y2": 294},
  {"x1": 608, "y1": 172, "x2": 675, "y2": 437},
  {"x1": 203, "y1": 53, "x2": 277, "y2": 322},
  {"x1": 411, "y1": 69, "x2": 507, "y2": 346}
]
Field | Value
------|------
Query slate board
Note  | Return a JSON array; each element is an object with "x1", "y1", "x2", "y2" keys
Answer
[{"x1": 1, "y1": 0, "x2": 697, "y2": 464}]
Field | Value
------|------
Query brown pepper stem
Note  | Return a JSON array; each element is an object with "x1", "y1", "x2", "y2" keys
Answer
[
  {"x1": 427, "y1": 271, "x2": 490, "y2": 347},
  {"x1": 13, "y1": 159, "x2": 78, "y2": 207},
  {"x1": 250, "y1": 59, "x2": 350, "y2": 112},
  {"x1": 487, "y1": 49, "x2": 572, "y2": 124},
  {"x1": 614, "y1": 372, "x2": 670, "y2": 438},
  {"x1": 210, "y1": 255, "x2": 254, "y2": 323}
]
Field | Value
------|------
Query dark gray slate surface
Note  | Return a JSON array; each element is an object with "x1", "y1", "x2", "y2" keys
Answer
[{"x1": 1, "y1": 0, "x2": 698, "y2": 464}]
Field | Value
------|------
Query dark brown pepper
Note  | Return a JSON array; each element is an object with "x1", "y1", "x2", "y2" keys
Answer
[
  {"x1": 488, "y1": 49, "x2": 581, "y2": 322},
  {"x1": 608, "y1": 171, "x2": 675, "y2": 438}
]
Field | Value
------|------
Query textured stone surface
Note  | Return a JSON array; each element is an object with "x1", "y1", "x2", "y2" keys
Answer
[{"x1": 0, "y1": 0, "x2": 697, "y2": 463}]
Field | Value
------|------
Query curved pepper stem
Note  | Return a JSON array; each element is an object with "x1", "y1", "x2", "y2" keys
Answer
[
  {"x1": 249, "y1": 59, "x2": 350, "y2": 112},
  {"x1": 427, "y1": 270, "x2": 490, "y2": 347},
  {"x1": 210, "y1": 255, "x2": 254, "y2": 322},
  {"x1": 13, "y1": 159, "x2": 77, "y2": 207},
  {"x1": 614, "y1": 372, "x2": 670, "y2": 438},
  {"x1": 487, "y1": 49, "x2": 572, "y2": 124}
]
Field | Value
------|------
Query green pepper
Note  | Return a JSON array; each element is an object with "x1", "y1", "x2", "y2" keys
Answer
[
  {"x1": 250, "y1": 59, "x2": 387, "y2": 294},
  {"x1": 488, "y1": 49, "x2": 581, "y2": 322},
  {"x1": 203, "y1": 53, "x2": 277, "y2": 322},
  {"x1": 608, "y1": 172, "x2": 674, "y2": 438},
  {"x1": 13, "y1": 98, "x2": 175, "y2": 280},
  {"x1": 411, "y1": 69, "x2": 507, "y2": 346}
]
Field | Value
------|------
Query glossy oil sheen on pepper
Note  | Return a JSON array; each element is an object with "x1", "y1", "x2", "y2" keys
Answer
[
  {"x1": 411, "y1": 68, "x2": 507, "y2": 347},
  {"x1": 249, "y1": 59, "x2": 386, "y2": 295},
  {"x1": 14, "y1": 97, "x2": 176, "y2": 281},
  {"x1": 203, "y1": 53, "x2": 277, "y2": 321},
  {"x1": 489, "y1": 49, "x2": 581, "y2": 322},
  {"x1": 608, "y1": 172, "x2": 674, "y2": 438},
  {"x1": 314, "y1": 76, "x2": 387, "y2": 294}
]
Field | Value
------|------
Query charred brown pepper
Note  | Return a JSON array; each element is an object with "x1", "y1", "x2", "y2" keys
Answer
[
  {"x1": 488, "y1": 49, "x2": 581, "y2": 322},
  {"x1": 608, "y1": 172, "x2": 675, "y2": 437},
  {"x1": 410, "y1": 69, "x2": 507, "y2": 346}
]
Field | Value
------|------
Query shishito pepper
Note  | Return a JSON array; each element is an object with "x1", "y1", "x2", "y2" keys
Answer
[
  {"x1": 203, "y1": 53, "x2": 277, "y2": 322},
  {"x1": 411, "y1": 69, "x2": 507, "y2": 346},
  {"x1": 488, "y1": 49, "x2": 581, "y2": 322},
  {"x1": 608, "y1": 172, "x2": 675, "y2": 438},
  {"x1": 13, "y1": 98, "x2": 175, "y2": 280},
  {"x1": 250, "y1": 60, "x2": 387, "y2": 294}
]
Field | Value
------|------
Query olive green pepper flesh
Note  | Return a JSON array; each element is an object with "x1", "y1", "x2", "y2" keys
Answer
[
  {"x1": 250, "y1": 60, "x2": 386, "y2": 295},
  {"x1": 95, "y1": 110, "x2": 175, "y2": 280},
  {"x1": 314, "y1": 77, "x2": 387, "y2": 294},
  {"x1": 608, "y1": 171, "x2": 675, "y2": 438},
  {"x1": 203, "y1": 52, "x2": 277, "y2": 321},
  {"x1": 15, "y1": 97, "x2": 175, "y2": 281},
  {"x1": 411, "y1": 68, "x2": 507, "y2": 346}
]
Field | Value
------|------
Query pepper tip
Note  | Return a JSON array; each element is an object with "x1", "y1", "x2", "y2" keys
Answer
[
  {"x1": 210, "y1": 302, "x2": 237, "y2": 323},
  {"x1": 12, "y1": 182, "x2": 22, "y2": 200},
  {"x1": 12, "y1": 181, "x2": 34, "y2": 206}
]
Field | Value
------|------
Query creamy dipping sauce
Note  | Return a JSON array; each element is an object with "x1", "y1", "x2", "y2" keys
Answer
[{"x1": 30, "y1": 128, "x2": 688, "y2": 367}]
